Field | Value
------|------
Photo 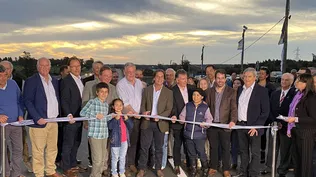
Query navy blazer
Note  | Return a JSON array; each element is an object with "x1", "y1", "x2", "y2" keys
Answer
[
  {"x1": 237, "y1": 83, "x2": 270, "y2": 135},
  {"x1": 268, "y1": 87, "x2": 296, "y2": 133},
  {"x1": 23, "y1": 73, "x2": 60, "y2": 128}
]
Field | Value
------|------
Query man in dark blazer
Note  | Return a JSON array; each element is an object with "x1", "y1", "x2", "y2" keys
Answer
[
  {"x1": 261, "y1": 73, "x2": 296, "y2": 177},
  {"x1": 23, "y1": 57, "x2": 62, "y2": 177},
  {"x1": 60, "y1": 57, "x2": 84, "y2": 177},
  {"x1": 170, "y1": 69, "x2": 194, "y2": 175},
  {"x1": 233, "y1": 68, "x2": 270, "y2": 177},
  {"x1": 137, "y1": 69, "x2": 173, "y2": 177},
  {"x1": 205, "y1": 69, "x2": 237, "y2": 177}
]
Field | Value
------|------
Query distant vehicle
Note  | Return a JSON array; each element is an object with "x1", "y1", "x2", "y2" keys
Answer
[{"x1": 270, "y1": 71, "x2": 282, "y2": 83}]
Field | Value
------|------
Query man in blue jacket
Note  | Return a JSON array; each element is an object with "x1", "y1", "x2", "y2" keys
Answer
[
  {"x1": 23, "y1": 57, "x2": 63, "y2": 177},
  {"x1": 0, "y1": 64, "x2": 24, "y2": 177}
]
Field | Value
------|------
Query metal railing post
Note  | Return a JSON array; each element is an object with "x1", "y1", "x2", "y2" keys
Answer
[{"x1": 271, "y1": 122, "x2": 278, "y2": 177}]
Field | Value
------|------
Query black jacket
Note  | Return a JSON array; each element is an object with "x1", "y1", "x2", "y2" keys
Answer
[
  {"x1": 295, "y1": 92, "x2": 316, "y2": 129},
  {"x1": 170, "y1": 84, "x2": 194, "y2": 130},
  {"x1": 237, "y1": 83, "x2": 270, "y2": 135},
  {"x1": 60, "y1": 74, "x2": 82, "y2": 117}
]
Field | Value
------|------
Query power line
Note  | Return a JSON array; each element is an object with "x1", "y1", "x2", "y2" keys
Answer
[{"x1": 221, "y1": 16, "x2": 286, "y2": 64}]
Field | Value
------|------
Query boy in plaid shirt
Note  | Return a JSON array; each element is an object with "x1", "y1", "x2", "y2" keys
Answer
[{"x1": 80, "y1": 82, "x2": 112, "y2": 177}]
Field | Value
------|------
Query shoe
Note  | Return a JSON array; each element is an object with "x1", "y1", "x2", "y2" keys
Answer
[
  {"x1": 111, "y1": 175, "x2": 119, "y2": 177},
  {"x1": 231, "y1": 164, "x2": 237, "y2": 170},
  {"x1": 278, "y1": 175, "x2": 286, "y2": 177},
  {"x1": 288, "y1": 168, "x2": 294, "y2": 172},
  {"x1": 208, "y1": 168, "x2": 217, "y2": 176},
  {"x1": 136, "y1": 170, "x2": 145, "y2": 177},
  {"x1": 119, "y1": 174, "x2": 126, "y2": 177},
  {"x1": 76, "y1": 165, "x2": 88, "y2": 172},
  {"x1": 47, "y1": 172, "x2": 63, "y2": 177},
  {"x1": 260, "y1": 151, "x2": 265, "y2": 164},
  {"x1": 88, "y1": 162, "x2": 92, "y2": 168},
  {"x1": 167, "y1": 156, "x2": 173, "y2": 159},
  {"x1": 260, "y1": 167, "x2": 271, "y2": 175},
  {"x1": 76, "y1": 159, "x2": 82, "y2": 164},
  {"x1": 129, "y1": 165, "x2": 138, "y2": 174},
  {"x1": 223, "y1": 171, "x2": 231, "y2": 177},
  {"x1": 174, "y1": 166, "x2": 180, "y2": 175},
  {"x1": 24, "y1": 161, "x2": 33, "y2": 172},
  {"x1": 157, "y1": 170, "x2": 164, "y2": 177},
  {"x1": 63, "y1": 170, "x2": 78, "y2": 177}
]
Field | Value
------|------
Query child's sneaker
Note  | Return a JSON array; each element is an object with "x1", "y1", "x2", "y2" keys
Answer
[
  {"x1": 119, "y1": 174, "x2": 126, "y2": 177},
  {"x1": 112, "y1": 175, "x2": 119, "y2": 177}
]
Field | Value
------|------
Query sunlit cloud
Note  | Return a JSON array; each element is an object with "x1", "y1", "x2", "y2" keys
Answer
[
  {"x1": 106, "y1": 11, "x2": 181, "y2": 25},
  {"x1": 1, "y1": 21, "x2": 118, "y2": 36}
]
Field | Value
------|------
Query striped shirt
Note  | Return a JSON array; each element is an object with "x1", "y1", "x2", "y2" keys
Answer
[{"x1": 80, "y1": 97, "x2": 111, "y2": 139}]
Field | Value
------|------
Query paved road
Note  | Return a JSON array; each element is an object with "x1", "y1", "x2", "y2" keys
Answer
[{"x1": 2, "y1": 127, "x2": 294, "y2": 177}]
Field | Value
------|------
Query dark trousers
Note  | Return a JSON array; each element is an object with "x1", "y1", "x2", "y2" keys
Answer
[
  {"x1": 56, "y1": 123, "x2": 64, "y2": 163},
  {"x1": 207, "y1": 127, "x2": 231, "y2": 171},
  {"x1": 138, "y1": 122, "x2": 164, "y2": 170},
  {"x1": 237, "y1": 129, "x2": 261, "y2": 177},
  {"x1": 231, "y1": 130, "x2": 239, "y2": 165},
  {"x1": 185, "y1": 138, "x2": 207, "y2": 167},
  {"x1": 61, "y1": 122, "x2": 83, "y2": 171},
  {"x1": 261, "y1": 129, "x2": 267, "y2": 152},
  {"x1": 172, "y1": 128, "x2": 190, "y2": 166},
  {"x1": 292, "y1": 128, "x2": 316, "y2": 177},
  {"x1": 277, "y1": 130, "x2": 292, "y2": 175},
  {"x1": 265, "y1": 129, "x2": 280, "y2": 169},
  {"x1": 127, "y1": 118, "x2": 141, "y2": 166}
]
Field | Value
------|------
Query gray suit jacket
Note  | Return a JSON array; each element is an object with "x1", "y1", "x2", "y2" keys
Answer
[
  {"x1": 140, "y1": 85, "x2": 173, "y2": 133},
  {"x1": 82, "y1": 79, "x2": 118, "y2": 107}
]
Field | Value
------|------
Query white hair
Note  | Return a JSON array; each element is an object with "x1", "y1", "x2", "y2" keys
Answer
[
  {"x1": 124, "y1": 62, "x2": 136, "y2": 70},
  {"x1": 283, "y1": 72, "x2": 294, "y2": 83},
  {"x1": 0, "y1": 60, "x2": 13, "y2": 70},
  {"x1": 37, "y1": 57, "x2": 51, "y2": 69},
  {"x1": 243, "y1": 67, "x2": 257, "y2": 77},
  {"x1": 166, "y1": 68, "x2": 176, "y2": 75}
]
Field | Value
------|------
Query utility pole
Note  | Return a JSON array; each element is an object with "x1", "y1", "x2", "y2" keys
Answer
[
  {"x1": 294, "y1": 47, "x2": 300, "y2": 60},
  {"x1": 241, "y1": 26, "x2": 248, "y2": 72},
  {"x1": 281, "y1": 0, "x2": 290, "y2": 73},
  {"x1": 201, "y1": 45, "x2": 205, "y2": 70},
  {"x1": 181, "y1": 54, "x2": 184, "y2": 69}
]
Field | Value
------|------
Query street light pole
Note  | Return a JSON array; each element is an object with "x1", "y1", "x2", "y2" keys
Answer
[{"x1": 241, "y1": 25, "x2": 248, "y2": 72}]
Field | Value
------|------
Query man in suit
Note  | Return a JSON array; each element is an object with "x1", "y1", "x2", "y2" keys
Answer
[
  {"x1": 23, "y1": 57, "x2": 62, "y2": 177},
  {"x1": 170, "y1": 69, "x2": 194, "y2": 175},
  {"x1": 164, "y1": 68, "x2": 176, "y2": 89},
  {"x1": 83, "y1": 61, "x2": 103, "y2": 85},
  {"x1": 137, "y1": 69, "x2": 173, "y2": 177},
  {"x1": 60, "y1": 57, "x2": 84, "y2": 177},
  {"x1": 257, "y1": 67, "x2": 276, "y2": 163},
  {"x1": 205, "y1": 65, "x2": 216, "y2": 88},
  {"x1": 205, "y1": 69, "x2": 237, "y2": 177},
  {"x1": 233, "y1": 67, "x2": 270, "y2": 177},
  {"x1": 261, "y1": 73, "x2": 295, "y2": 177}
]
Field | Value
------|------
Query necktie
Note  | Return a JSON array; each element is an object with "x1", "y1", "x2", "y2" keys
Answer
[{"x1": 280, "y1": 91, "x2": 285, "y2": 106}]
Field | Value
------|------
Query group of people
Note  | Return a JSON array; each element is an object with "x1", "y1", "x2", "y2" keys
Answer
[{"x1": 0, "y1": 58, "x2": 316, "y2": 177}]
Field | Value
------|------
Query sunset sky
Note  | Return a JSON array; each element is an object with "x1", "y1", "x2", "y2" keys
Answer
[{"x1": 0, "y1": 0, "x2": 315, "y2": 64}]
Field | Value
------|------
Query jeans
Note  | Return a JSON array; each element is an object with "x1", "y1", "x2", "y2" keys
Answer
[
  {"x1": 111, "y1": 141, "x2": 128, "y2": 175},
  {"x1": 162, "y1": 133, "x2": 168, "y2": 168}
]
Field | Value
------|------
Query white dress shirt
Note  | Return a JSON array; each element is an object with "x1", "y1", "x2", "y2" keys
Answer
[
  {"x1": 116, "y1": 77, "x2": 143, "y2": 113},
  {"x1": 238, "y1": 82, "x2": 255, "y2": 121},
  {"x1": 0, "y1": 82, "x2": 7, "y2": 90},
  {"x1": 39, "y1": 74, "x2": 59, "y2": 118},
  {"x1": 179, "y1": 85, "x2": 188, "y2": 104},
  {"x1": 70, "y1": 73, "x2": 84, "y2": 98},
  {"x1": 151, "y1": 85, "x2": 162, "y2": 116},
  {"x1": 280, "y1": 88, "x2": 290, "y2": 101}
]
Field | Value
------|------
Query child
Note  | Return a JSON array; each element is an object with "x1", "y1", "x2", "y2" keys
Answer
[
  {"x1": 174, "y1": 88, "x2": 213, "y2": 177},
  {"x1": 80, "y1": 82, "x2": 112, "y2": 177},
  {"x1": 108, "y1": 98, "x2": 133, "y2": 177}
]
